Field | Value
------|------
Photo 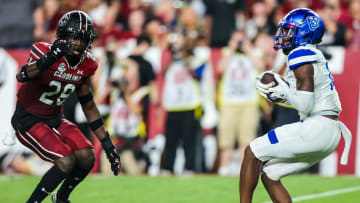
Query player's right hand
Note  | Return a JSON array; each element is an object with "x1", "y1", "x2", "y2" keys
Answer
[
  {"x1": 50, "y1": 39, "x2": 69, "y2": 60},
  {"x1": 101, "y1": 132, "x2": 121, "y2": 176},
  {"x1": 104, "y1": 146, "x2": 121, "y2": 176}
]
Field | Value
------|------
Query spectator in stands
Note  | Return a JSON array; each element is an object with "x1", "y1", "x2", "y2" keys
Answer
[
  {"x1": 178, "y1": 6, "x2": 201, "y2": 36},
  {"x1": 83, "y1": 0, "x2": 121, "y2": 36},
  {"x1": 347, "y1": 0, "x2": 360, "y2": 50},
  {"x1": 245, "y1": 0, "x2": 276, "y2": 40},
  {"x1": 143, "y1": 16, "x2": 168, "y2": 49},
  {"x1": 42, "y1": 0, "x2": 60, "y2": 41},
  {"x1": 204, "y1": 0, "x2": 245, "y2": 47},
  {"x1": 162, "y1": 33, "x2": 202, "y2": 174},
  {"x1": 104, "y1": 9, "x2": 146, "y2": 56},
  {"x1": 190, "y1": 0, "x2": 207, "y2": 18},
  {"x1": 120, "y1": 9, "x2": 146, "y2": 41},
  {"x1": 112, "y1": 34, "x2": 158, "y2": 174},
  {"x1": 123, "y1": 34, "x2": 158, "y2": 108},
  {"x1": 44, "y1": 0, "x2": 80, "y2": 41},
  {"x1": 190, "y1": 35, "x2": 219, "y2": 173},
  {"x1": 0, "y1": 0, "x2": 45, "y2": 48},
  {"x1": 217, "y1": 30, "x2": 260, "y2": 176},
  {"x1": 281, "y1": 0, "x2": 313, "y2": 14},
  {"x1": 109, "y1": 66, "x2": 148, "y2": 175},
  {"x1": 319, "y1": 0, "x2": 351, "y2": 46},
  {"x1": 155, "y1": 0, "x2": 178, "y2": 30},
  {"x1": 252, "y1": 32, "x2": 276, "y2": 70}
]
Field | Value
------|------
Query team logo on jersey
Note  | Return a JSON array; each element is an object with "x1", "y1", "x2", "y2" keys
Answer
[
  {"x1": 306, "y1": 16, "x2": 320, "y2": 31},
  {"x1": 58, "y1": 63, "x2": 66, "y2": 72}
]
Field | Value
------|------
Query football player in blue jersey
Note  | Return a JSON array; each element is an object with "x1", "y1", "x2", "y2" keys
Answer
[{"x1": 239, "y1": 8, "x2": 352, "y2": 203}]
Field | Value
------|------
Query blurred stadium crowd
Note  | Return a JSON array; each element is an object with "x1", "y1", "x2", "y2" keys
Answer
[{"x1": 1, "y1": 0, "x2": 360, "y2": 176}]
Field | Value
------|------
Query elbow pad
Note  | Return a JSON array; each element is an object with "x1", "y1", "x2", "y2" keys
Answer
[{"x1": 286, "y1": 90, "x2": 314, "y2": 114}]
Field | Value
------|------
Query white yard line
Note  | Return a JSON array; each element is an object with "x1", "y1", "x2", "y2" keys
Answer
[{"x1": 263, "y1": 186, "x2": 360, "y2": 203}]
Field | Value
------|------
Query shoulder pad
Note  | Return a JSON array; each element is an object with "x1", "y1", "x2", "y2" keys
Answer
[
  {"x1": 82, "y1": 52, "x2": 98, "y2": 77},
  {"x1": 30, "y1": 42, "x2": 50, "y2": 60},
  {"x1": 288, "y1": 47, "x2": 317, "y2": 70},
  {"x1": 85, "y1": 51, "x2": 97, "y2": 62}
]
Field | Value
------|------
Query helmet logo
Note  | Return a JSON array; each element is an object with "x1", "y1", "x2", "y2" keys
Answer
[
  {"x1": 306, "y1": 16, "x2": 320, "y2": 31},
  {"x1": 58, "y1": 63, "x2": 66, "y2": 72},
  {"x1": 59, "y1": 15, "x2": 70, "y2": 27}
]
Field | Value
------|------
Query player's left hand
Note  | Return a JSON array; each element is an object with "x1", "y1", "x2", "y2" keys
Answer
[
  {"x1": 255, "y1": 70, "x2": 276, "y2": 98},
  {"x1": 267, "y1": 73, "x2": 289, "y2": 102},
  {"x1": 50, "y1": 39, "x2": 69, "y2": 60},
  {"x1": 255, "y1": 79, "x2": 271, "y2": 98},
  {"x1": 101, "y1": 132, "x2": 121, "y2": 176}
]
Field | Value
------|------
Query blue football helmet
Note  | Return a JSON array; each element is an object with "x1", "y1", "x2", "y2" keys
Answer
[{"x1": 273, "y1": 8, "x2": 325, "y2": 52}]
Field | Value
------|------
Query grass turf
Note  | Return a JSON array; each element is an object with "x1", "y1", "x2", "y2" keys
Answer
[{"x1": 0, "y1": 174, "x2": 359, "y2": 203}]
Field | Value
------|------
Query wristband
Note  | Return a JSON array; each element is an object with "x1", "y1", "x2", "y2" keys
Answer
[
  {"x1": 78, "y1": 92, "x2": 93, "y2": 105},
  {"x1": 89, "y1": 118, "x2": 104, "y2": 131}
]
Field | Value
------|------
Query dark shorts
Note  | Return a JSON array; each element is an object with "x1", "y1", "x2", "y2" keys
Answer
[{"x1": 12, "y1": 102, "x2": 92, "y2": 163}]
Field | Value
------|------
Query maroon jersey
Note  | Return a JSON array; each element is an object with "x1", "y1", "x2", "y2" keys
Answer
[{"x1": 18, "y1": 42, "x2": 98, "y2": 118}]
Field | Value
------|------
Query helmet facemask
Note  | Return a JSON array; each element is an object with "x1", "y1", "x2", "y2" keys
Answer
[
  {"x1": 56, "y1": 10, "x2": 96, "y2": 66},
  {"x1": 273, "y1": 8, "x2": 325, "y2": 55},
  {"x1": 66, "y1": 33, "x2": 91, "y2": 56},
  {"x1": 59, "y1": 33, "x2": 89, "y2": 67},
  {"x1": 273, "y1": 24, "x2": 296, "y2": 50}
]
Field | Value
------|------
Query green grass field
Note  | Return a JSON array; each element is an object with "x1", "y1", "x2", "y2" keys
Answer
[{"x1": 1, "y1": 174, "x2": 359, "y2": 203}]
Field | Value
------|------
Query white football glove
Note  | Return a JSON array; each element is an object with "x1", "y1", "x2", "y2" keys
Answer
[
  {"x1": 255, "y1": 70, "x2": 276, "y2": 99},
  {"x1": 267, "y1": 73, "x2": 289, "y2": 103},
  {"x1": 256, "y1": 71, "x2": 289, "y2": 103},
  {"x1": 255, "y1": 79, "x2": 271, "y2": 99}
]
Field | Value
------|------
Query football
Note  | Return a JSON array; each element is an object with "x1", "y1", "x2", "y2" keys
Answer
[
  {"x1": 260, "y1": 72, "x2": 278, "y2": 87},
  {"x1": 259, "y1": 72, "x2": 286, "y2": 103}
]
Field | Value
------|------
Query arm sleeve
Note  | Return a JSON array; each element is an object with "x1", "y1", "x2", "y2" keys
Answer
[{"x1": 285, "y1": 89, "x2": 314, "y2": 114}]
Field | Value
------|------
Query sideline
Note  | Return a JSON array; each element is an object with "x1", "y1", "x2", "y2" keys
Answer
[{"x1": 263, "y1": 186, "x2": 360, "y2": 203}]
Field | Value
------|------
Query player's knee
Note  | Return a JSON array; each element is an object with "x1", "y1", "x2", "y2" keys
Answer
[
  {"x1": 55, "y1": 155, "x2": 76, "y2": 174},
  {"x1": 74, "y1": 148, "x2": 95, "y2": 170}
]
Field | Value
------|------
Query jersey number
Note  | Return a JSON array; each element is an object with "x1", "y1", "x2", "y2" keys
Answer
[
  {"x1": 325, "y1": 62, "x2": 335, "y2": 90},
  {"x1": 39, "y1": 80, "x2": 75, "y2": 105}
]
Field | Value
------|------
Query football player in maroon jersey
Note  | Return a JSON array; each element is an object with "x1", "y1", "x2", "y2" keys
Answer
[{"x1": 11, "y1": 10, "x2": 120, "y2": 203}]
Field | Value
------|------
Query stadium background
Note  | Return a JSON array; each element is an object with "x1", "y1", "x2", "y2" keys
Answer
[{"x1": 1, "y1": 0, "x2": 360, "y2": 179}]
